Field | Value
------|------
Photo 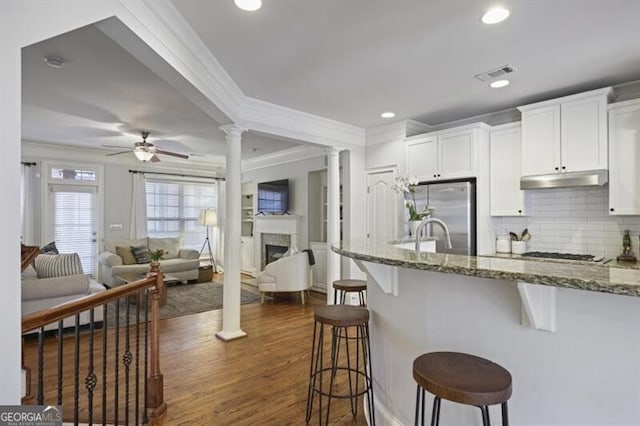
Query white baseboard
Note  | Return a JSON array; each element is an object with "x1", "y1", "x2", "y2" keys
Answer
[{"x1": 364, "y1": 395, "x2": 404, "y2": 426}]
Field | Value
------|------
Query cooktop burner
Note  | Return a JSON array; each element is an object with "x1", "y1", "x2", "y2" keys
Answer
[{"x1": 522, "y1": 251, "x2": 596, "y2": 261}]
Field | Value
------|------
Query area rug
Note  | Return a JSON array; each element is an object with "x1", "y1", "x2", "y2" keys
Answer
[{"x1": 106, "y1": 280, "x2": 264, "y2": 326}]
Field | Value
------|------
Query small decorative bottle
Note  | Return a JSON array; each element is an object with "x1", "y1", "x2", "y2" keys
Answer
[{"x1": 617, "y1": 230, "x2": 637, "y2": 262}]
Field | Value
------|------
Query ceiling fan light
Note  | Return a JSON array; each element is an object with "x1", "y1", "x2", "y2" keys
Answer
[
  {"x1": 235, "y1": 0, "x2": 262, "y2": 11},
  {"x1": 134, "y1": 149, "x2": 154, "y2": 162}
]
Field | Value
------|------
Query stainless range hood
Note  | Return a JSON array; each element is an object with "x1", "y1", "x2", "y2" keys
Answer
[{"x1": 520, "y1": 169, "x2": 608, "y2": 190}]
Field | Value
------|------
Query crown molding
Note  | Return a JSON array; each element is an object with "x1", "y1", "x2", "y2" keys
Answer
[
  {"x1": 241, "y1": 145, "x2": 326, "y2": 172},
  {"x1": 366, "y1": 120, "x2": 432, "y2": 145},
  {"x1": 240, "y1": 97, "x2": 365, "y2": 148}
]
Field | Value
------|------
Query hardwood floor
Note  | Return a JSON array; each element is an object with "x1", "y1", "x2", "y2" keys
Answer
[
  {"x1": 24, "y1": 278, "x2": 370, "y2": 425},
  {"x1": 156, "y1": 290, "x2": 368, "y2": 425}
]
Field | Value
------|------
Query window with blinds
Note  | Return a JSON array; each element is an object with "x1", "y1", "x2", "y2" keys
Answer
[
  {"x1": 52, "y1": 189, "x2": 97, "y2": 275},
  {"x1": 145, "y1": 180, "x2": 217, "y2": 250}
]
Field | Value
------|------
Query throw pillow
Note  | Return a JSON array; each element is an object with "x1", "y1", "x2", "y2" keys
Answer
[
  {"x1": 115, "y1": 246, "x2": 137, "y2": 265},
  {"x1": 130, "y1": 245, "x2": 151, "y2": 264},
  {"x1": 40, "y1": 241, "x2": 59, "y2": 255},
  {"x1": 34, "y1": 253, "x2": 84, "y2": 279}
]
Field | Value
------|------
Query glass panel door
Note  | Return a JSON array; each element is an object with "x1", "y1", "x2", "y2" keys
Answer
[{"x1": 51, "y1": 188, "x2": 97, "y2": 275}]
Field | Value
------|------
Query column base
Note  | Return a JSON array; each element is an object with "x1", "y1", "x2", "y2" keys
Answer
[{"x1": 215, "y1": 329, "x2": 248, "y2": 341}]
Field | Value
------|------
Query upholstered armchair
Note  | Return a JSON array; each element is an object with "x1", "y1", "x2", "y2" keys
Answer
[{"x1": 256, "y1": 251, "x2": 313, "y2": 304}]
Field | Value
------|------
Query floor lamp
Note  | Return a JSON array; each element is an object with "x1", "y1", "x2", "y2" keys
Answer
[{"x1": 199, "y1": 208, "x2": 218, "y2": 273}]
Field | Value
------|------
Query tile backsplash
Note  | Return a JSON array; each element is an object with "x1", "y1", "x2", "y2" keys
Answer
[{"x1": 493, "y1": 187, "x2": 640, "y2": 258}]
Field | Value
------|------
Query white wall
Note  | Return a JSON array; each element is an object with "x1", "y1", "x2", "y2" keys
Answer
[{"x1": 494, "y1": 187, "x2": 640, "y2": 258}]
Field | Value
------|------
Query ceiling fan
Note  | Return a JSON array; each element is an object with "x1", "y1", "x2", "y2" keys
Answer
[{"x1": 102, "y1": 131, "x2": 189, "y2": 162}]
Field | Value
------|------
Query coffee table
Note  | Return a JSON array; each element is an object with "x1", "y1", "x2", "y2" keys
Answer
[{"x1": 113, "y1": 272, "x2": 180, "y2": 307}]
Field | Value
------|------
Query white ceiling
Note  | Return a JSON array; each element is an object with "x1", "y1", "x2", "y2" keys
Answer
[
  {"x1": 21, "y1": 1, "x2": 640, "y2": 162},
  {"x1": 21, "y1": 24, "x2": 301, "y2": 163},
  {"x1": 171, "y1": 0, "x2": 640, "y2": 128}
]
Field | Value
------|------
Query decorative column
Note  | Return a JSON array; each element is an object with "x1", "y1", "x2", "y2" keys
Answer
[
  {"x1": 326, "y1": 148, "x2": 341, "y2": 304},
  {"x1": 216, "y1": 124, "x2": 247, "y2": 341}
]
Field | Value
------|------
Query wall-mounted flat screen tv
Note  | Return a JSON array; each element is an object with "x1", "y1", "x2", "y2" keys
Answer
[{"x1": 257, "y1": 179, "x2": 290, "y2": 214}]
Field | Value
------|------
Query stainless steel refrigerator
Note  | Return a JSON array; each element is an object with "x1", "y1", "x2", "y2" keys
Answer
[{"x1": 412, "y1": 179, "x2": 476, "y2": 255}]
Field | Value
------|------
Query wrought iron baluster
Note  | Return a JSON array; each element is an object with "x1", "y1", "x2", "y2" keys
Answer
[
  {"x1": 37, "y1": 327, "x2": 44, "y2": 406},
  {"x1": 85, "y1": 309, "x2": 97, "y2": 425},
  {"x1": 114, "y1": 299, "x2": 120, "y2": 425},
  {"x1": 74, "y1": 313, "x2": 80, "y2": 426},
  {"x1": 57, "y1": 320, "x2": 64, "y2": 406},
  {"x1": 124, "y1": 297, "x2": 132, "y2": 425},
  {"x1": 143, "y1": 288, "x2": 149, "y2": 424},
  {"x1": 135, "y1": 290, "x2": 141, "y2": 425},
  {"x1": 102, "y1": 304, "x2": 108, "y2": 426}
]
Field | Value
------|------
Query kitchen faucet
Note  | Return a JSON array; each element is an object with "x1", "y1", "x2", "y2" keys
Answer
[{"x1": 414, "y1": 217, "x2": 453, "y2": 252}]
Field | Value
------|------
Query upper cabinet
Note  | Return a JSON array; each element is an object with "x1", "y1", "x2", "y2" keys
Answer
[
  {"x1": 608, "y1": 99, "x2": 640, "y2": 215},
  {"x1": 518, "y1": 87, "x2": 613, "y2": 176},
  {"x1": 406, "y1": 125, "x2": 485, "y2": 182},
  {"x1": 490, "y1": 123, "x2": 527, "y2": 216}
]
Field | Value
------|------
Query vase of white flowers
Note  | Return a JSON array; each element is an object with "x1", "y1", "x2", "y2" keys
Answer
[{"x1": 392, "y1": 175, "x2": 433, "y2": 236}]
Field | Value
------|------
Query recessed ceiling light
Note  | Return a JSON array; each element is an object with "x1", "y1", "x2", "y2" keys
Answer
[
  {"x1": 381, "y1": 112, "x2": 395, "y2": 119},
  {"x1": 481, "y1": 7, "x2": 510, "y2": 24},
  {"x1": 235, "y1": 0, "x2": 262, "y2": 11},
  {"x1": 43, "y1": 56, "x2": 65, "y2": 69},
  {"x1": 490, "y1": 79, "x2": 510, "y2": 88}
]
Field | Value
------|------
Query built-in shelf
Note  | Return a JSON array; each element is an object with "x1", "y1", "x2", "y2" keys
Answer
[{"x1": 242, "y1": 193, "x2": 254, "y2": 237}]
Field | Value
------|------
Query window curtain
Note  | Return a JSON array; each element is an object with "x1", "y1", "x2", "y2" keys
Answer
[
  {"x1": 215, "y1": 179, "x2": 225, "y2": 271},
  {"x1": 20, "y1": 164, "x2": 36, "y2": 244},
  {"x1": 129, "y1": 173, "x2": 147, "y2": 239}
]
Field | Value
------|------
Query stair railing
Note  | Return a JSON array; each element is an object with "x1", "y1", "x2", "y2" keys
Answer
[{"x1": 21, "y1": 264, "x2": 166, "y2": 425}]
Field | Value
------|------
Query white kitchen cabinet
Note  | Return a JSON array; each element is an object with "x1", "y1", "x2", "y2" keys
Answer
[
  {"x1": 490, "y1": 123, "x2": 527, "y2": 216},
  {"x1": 518, "y1": 87, "x2": 612, "y2": 176},
  {"x1": 608, "y1": 99, "x2": 640, "y2": 215},
  {"x1": 520, "y1": 105, "x2": 560, "y2": 176},
  {"x1": 406, "y1": 136, "x2": 438, "y2": 180},
  {"x1": 406, "y1": 126, "x2": 478, "y2": 182},
  {"x1": 241, "y1": 236, "x2": 255, "y2": 276}
]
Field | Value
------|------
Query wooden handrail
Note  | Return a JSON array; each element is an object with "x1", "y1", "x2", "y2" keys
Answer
[
  {"x1": 21, "y1": 274, "x2": 157, "y2": 334},
  {"x1": 21, "y1": 245, "x2": 39, "y2": 272}
]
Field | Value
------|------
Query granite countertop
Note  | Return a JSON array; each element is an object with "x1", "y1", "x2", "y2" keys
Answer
[{"x1": 333, "y1": 239, "x2": 640, "y2": 297}]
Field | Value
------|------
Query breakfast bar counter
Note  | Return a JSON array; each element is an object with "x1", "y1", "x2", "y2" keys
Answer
[
  {"x1": 333, "y1": 239, "x2": 640, "y2": 425},
  {"x1": 334, "y1": 238, "x2": 640, "y2": 297}
]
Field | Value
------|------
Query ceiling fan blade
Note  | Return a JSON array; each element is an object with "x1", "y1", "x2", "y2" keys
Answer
[
  {"x1": 105, "y1": 150, "x2": 132, "y2": 157},
  {"x1": 155, "y1": 149, "x2": 189, "y2": 160},
  {"x1": 150, "y1": 155, "x2": 161, "y2": 163},
  {"x1": 101, "y1": 144, "x2": 129, "y2": 149}
]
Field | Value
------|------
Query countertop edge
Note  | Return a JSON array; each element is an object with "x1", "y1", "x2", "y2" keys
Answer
[{"x1": 332, "y1": 244, "x2": 640, "y2": 298}]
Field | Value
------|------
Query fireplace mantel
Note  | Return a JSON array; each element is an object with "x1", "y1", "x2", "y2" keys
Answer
[
  {"x1": 254, "y1": 215, "x2": 302, "y2": 271},
  {"x1": 254, "y1": 215, "x2": 300, "y2": 236}
]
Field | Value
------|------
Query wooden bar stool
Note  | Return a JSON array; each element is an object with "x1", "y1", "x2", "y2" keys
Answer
[
  {"x1": 333, "y1": 279, "x2": 367, "y2": 306},
  {"x1": 413, "y1": 352, "x2": 512, "y2": 426},
  {"x1": 306, "y1": 305, "x2": 375, "y2": 425}
]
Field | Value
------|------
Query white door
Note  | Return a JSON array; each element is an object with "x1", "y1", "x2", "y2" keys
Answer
[
  {"x1": 44, "y1": 163, "x2": 102, "y2": 276},
  {"x1": 366, "y1": 168, "x2": 398, "y2": 240}
]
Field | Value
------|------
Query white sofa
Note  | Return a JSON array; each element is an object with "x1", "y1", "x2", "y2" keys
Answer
[
  {"x1": 22, "y1": 267, "x2": 107, "y2": 331},
  {"x1": 257, "y1": 251, "x2": 312, "y2": 304},
  {"x1": 98, "y1": 237, "x2": 200, "y2": 287}
]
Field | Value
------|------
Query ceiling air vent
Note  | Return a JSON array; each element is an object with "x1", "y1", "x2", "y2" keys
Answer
[{"x1": 474, "y1": 64, "x2": 516, "y2": 82}]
